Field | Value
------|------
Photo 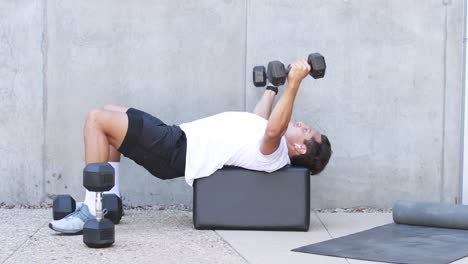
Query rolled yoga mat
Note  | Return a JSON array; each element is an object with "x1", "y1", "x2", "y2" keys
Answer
[{"x1": 393, "y1": 200, "x2": 468, "y2": 230}]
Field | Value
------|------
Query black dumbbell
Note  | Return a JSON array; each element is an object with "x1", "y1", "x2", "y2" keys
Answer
[
  {"x1": 52, "y1": 194, "x2": 76, "y2": 220},
  {"x1": 52, "y1": 193, "x2": 123, "y2": 224},
  {"x1": 83, "y1": 163, "x2": 115, "y2": 248},
  {"x1": 103, "y1": 193, "x2": 123, "y2": 224},
  {"x1": 253, "y1": 53, "x2": 326, "y2": 87},
  {"x1": 253, "y1": 66, "x2": 267, "y2": 87}
]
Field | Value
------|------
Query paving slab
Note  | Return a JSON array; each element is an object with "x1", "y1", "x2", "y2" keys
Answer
[
  {"x1": 1, "y1": 209, "x2": 246, "y2": 264},
  {"x1": 317, "y1": 213, "x2": 394, "y2": 238},
  {"x1": 0, "y1": 209, "x2": 49, "y2": 263},
  {"x1": 453, "y1": 257, "x2": 468, "y2": 263},
  {"x1": 216, "y1": 212, "x2": 347, "y2": 264}
]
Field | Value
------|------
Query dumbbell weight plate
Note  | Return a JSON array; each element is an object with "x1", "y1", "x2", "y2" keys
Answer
[
  {"x1": 83, "y1": 218, "x2": 115, "y2": 248},
  {"x1": 267, "y1": 61, "x2": 287, "y2": 86},
  {"x1": 53, "y1": 194, "x2": 76, "y2": 220},
  {"x1": 83, "y1": 163, "x2": 115, "y2": 192},
  {"x1": 103, "y1": 194, "x2": 123, "y2": 224},
  {"x1": 307, "y1": 53, "x2": 326, "y2": 79},
  {"x1": 253, "y1": 66, "x2": 267, "y2": 87}
]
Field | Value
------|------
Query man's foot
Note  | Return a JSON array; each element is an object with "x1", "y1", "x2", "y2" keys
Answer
[{"x1": 49, "y1": 202, "x2": 95, "y2": 234}]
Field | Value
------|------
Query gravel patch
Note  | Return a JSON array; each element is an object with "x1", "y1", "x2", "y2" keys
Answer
[
  {"x1": 1, "y1": 202, "x2": 391, "y2": 213},
  {"x1": 0, "y1": 202, "x2": 192, "y2": 211}
]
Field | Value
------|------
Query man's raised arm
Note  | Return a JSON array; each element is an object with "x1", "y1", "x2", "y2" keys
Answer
[
  {"x1": 260, "y1": 59, "x2": 311, "y2": 155},
  {"x1": 253, "y1": 83, "x2": 278, "y2": 120}
]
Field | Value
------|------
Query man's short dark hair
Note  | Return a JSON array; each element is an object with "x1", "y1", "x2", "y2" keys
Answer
[{"x1": 290, "y1": 134, "x2": 332, "y2": 175}]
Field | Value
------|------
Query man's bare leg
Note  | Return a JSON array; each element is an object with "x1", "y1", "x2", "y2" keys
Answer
[
  {"x1": 49, "y1": 105, "x2": 131, "y2": 233},
  {"x1": 103, "y1": 105, "x2": 129, "y2": 162},
  {"x1": 83, "y1": 105, "x2": 129, "y2": 215},
  {"x1": 108, "y1": 145, "x2": 121, "y2": 162},
  {"x1": 83, "y1": 111, "x2": 126, "y2": 163},
  {"x1": 104, "y1": 105, "x2": 128, "y2": 198},
  {"x1": 84, "y1": 105, "x2": 128, "y2": 163}
]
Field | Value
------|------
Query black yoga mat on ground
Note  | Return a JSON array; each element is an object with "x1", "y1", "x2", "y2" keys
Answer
[{"x1": 292, "y1": 200, "x2": 468, "y2": 264}]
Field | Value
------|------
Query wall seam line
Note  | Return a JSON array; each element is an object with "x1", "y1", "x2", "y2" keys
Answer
[
  {"x1": 461, "y1": 0, "x2": 468, "y2": 204},
  {"x1": 441, "y1": 2, "x2": 449, "y2": 202},
  {"x1": 243, "y1": 0, "x2": 249, "y2": 111},
  {"x1": 40, "y1": 0, "x2": 48, "y2": 204}
]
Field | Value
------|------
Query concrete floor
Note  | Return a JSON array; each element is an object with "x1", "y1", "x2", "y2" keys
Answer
[{"x1": 1, "y1": 209, "x2": 468, "y2": 264}]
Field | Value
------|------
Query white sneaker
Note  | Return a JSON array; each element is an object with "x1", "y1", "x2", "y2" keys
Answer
[{"x1": 49, "y1": 203, "x2": 95, "y2": 234}]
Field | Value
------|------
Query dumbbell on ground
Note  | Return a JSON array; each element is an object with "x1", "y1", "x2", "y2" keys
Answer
[
  {"x1": 53, "y1": 194, "x2": 76, "y2": 220},
  {"x1": 253, "y1": 53, "x2": 326, "y2": 87},
  {"x1": 83, "y1": 163, "x2": 116, "y2": 248},
  {"x1": 52, "y1": 193, "x2": 123, "y2": 224}
]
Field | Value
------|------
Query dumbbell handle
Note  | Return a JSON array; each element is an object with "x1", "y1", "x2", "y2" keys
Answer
[
  {"x1": 95, "y1": 192, "x2": 103, "y2": 221},
  {"x1": 285, "y1": 53, "x2": 326, "y2": 79},
  {"x1": 285, "y1": 63, "x2": 310, "y2": 75},
  {"x1": 285, "y1": 65, "x2": 291, "y2": 75}
]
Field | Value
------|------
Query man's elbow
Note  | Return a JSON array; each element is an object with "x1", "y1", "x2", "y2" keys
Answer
[{"x1": 264, "y1": 129, "x2": 284, "y2": 139}]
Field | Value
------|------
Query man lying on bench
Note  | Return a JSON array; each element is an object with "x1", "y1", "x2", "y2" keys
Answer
[{"x1": 49, "y1": 58, "x2": 332, "y2": 234}]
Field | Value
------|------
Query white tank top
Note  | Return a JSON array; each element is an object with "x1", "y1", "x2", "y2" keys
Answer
[{"x1": 179, "y1": 111, "x2": 291, "y2": 186}]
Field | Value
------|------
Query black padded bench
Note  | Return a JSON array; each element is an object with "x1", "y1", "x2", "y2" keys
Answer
[{"x1": 193, "y1": 166, "x2": 310, "y2": 231}]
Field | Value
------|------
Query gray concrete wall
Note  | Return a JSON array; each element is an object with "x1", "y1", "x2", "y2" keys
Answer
[
  {"x1": 0, "y1": 0, "x2": 464, "y2": 208},
  {"x1": 0, "y1": 1, "x2": 44, "y2": 204}
]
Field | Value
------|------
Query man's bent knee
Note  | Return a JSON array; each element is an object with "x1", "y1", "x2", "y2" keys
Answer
[
  {"x1": 102, "y1": 104, "x2": 129, "y2": 113},
  {"x1": 84, "y1": 108, "x2": 128, "y2": 149},
  {"x1": 85, "y1": 109, "x2": 104, "y2": 129}
]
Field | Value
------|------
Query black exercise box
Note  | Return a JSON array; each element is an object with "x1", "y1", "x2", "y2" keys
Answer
[{"x1": 193, "y1": 166, "x2": 310, "y2": 231}]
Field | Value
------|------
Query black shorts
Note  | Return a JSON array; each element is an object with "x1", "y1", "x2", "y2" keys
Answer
[{"x1": 117, "y1": 108, "x2": 187, "y2": 180}]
